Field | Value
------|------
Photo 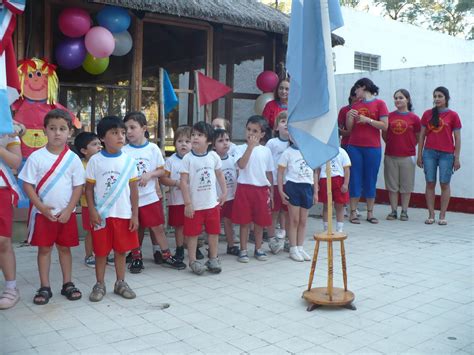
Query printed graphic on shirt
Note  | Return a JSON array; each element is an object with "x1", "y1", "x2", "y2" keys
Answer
[
  {"x1": 427, "y1": 118, "x2": 445, "y2": 133},
  {"x1": 104, "y1": 171, "x2": 119, "y2": 197},
  {"x1": 198, "y1": 168, "x2": 212, "y2": 190},
  {"x1": 136, "y1": 159, "x2": 148, "y2": 176},
  {"x1": 298, "y1": 159, "x2": 312, "y2": 179},
  {"x1": 390, "y1": 119, "x2": 408, "y2": 135}
]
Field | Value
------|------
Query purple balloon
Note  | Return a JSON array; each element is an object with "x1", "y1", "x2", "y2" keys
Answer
[{"x1": 55, "y1": 37, "x2": 87, "y2": 70}]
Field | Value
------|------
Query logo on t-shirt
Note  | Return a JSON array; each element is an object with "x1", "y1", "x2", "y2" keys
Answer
[
  {"x1": 224, "y1": 169, "x2": 234, "y2": 186},
  {"x1": 136, "y1": 159, "x2": 148, "y2": 176},
  {"x1": 198, "y1": 169, "x2": 212, "y2": 191},
  {"x1": 428, "y1": 118, "x2": 445, "y2": 133},
  {"x1": 357, "y1": 107, "x2": 374, "y2": 123},
  {"x1": 104, "y1": 174, "x2": 117, "y2": 196},
  {"x1": 391, "y1": 119, "x2": 408, "y2": 135},
  {"x1": 298, "y1": 159, "x2": 312, "y2": 178}
]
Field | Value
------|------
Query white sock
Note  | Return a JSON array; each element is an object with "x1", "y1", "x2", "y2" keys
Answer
[
  {"x1": 290, "y1": 246, "x2": 298, "y2": 253},
  {"x1": 297, "y1": 245, "x2": 304, "y2": 252},
  {"x1": 153, "y1": 245, "x2": 161, "y2": 252},
  {"x1": 336, "y1": 222, "x2": 344, "y2": 232},
  {"x1": 5, "y1": 280, "x2": 16, "y2": 289}
]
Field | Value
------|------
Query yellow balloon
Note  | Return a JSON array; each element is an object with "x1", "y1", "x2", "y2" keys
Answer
[{"x1": 82, "y1": 53, "x2": 109, "y2": 75}]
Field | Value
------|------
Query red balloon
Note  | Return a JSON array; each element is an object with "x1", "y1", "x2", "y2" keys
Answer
[
  {"x1": 58, "y1": 8, "x2": 91, "y2": 38},
  {"x1": 256, "y1": 71, "x2": 279, "y2": 93}
]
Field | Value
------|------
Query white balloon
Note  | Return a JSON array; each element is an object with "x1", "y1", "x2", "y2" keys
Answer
[
  {"x1": 254, "y1": 92, "x2": 275, "y2": 115},
  {"x1": 112, "y1": 31, "x2": 133, "y2": 56}
]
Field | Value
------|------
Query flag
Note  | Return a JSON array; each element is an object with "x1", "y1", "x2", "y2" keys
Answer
[
  {"x1": 286, "y1": 0, "x2": 344, "y2": 169},
  {"x1": 196, "y1": 71, "x2": 232, "y2": 106},
  {"x1": 162, "y1": 69, "x2": 178, "y2": 115}
]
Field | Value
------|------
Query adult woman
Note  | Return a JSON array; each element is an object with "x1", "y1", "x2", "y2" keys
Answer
[
  {"x1": 417, "y1": 87, "x2": 461, "y2": 225},
  {"x1": 346, "y1": 78, "x2": 389, "y2": 224},
  {"x1": 262, "y1": 78, "x2": 289, "y2": 129},
  {"x1": 382, "y1": 89, "x2": 421, "y2": 221}
]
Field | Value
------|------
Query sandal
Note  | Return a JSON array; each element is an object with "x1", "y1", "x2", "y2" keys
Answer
[
  {"x1": 114, "y1": 280, "x2": 136, "y2": 299},
  {"x1": 386, "y1": 210, "x2": 397, "y2": 220},
  {"x1": 424, "y1": 218, "x2": 435, "y2": 225},
  {"x1": 366, "y1": 210, "x2": 379, "y2": 224},
  {"x1": 400, "y1": 210, "x2": 409, "y2": 221},
  {"x1": 0, "y1": 288, "x2": 20, "y2": 310},
  {"x1": 438, "y1": 219, "x2": 448, "y2": 226},
  {"x1": 60, "y1": 282, "x2": 82, "y2": 301},
  {"x1": 33, "y1": 286, "x2": 52, "y2": 305},
  {"x1": 349, "y1": 210, "x2": 360, "y2": 224}
]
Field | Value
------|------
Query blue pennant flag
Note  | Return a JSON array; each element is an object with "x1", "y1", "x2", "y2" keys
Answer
[
  {"x1": 163, "y1": 69, "x2": 178, "y2": 115},
  {"x1": 286, "y1": 0, "x2": 344, "y2": 169}
]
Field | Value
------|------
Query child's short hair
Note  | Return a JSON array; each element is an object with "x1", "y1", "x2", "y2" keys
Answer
[
  {"x1": 212, "y1": 117, "x2": 231, "y2": 131},
  {"x1": 212, "y1": 128, "x2": 229, "y2": 146},
  {"x1": 74, "y1": 132, "x2": 99, "y2": 159},
  {"x1": 273, "y1": 111, "x2": 288, "y2": 138},
  {"x1": 123, "y1": 111, "x2": 147, "y2": 126},
  {"x1": 44, "y1": 109, "x2": 73, "y2": 129},
  {"x1": 174, "y1": 125, "x2": 192, "y2": 145},
  {"x1": 246, "y1": 115, "x2": 272, "y2": 144},
  {"x1": 97, "y1": 116, "x2": 126, "y2": 139},
  {"x1": 193, "y1": 121, "x2": 214, "y2": 144}
]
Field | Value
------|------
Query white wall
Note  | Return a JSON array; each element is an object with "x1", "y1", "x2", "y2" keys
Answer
[
  {"x1": 333, "y1": 7, "x2": 474, "y2": 74},
  {"x1": 335, "y1": 62, "x2": 474, "y2": 199}
]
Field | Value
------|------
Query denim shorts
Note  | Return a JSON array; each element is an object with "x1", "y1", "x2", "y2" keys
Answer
[{"x1": 422, "y1": 148, "x2": 454, "y2": 184}]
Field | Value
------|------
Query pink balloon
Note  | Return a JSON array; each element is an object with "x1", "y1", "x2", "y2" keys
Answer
[
  {"x1": 85, "y1": 26, "x2": 115, "y2": 58},
  {"x1": 58, "y1": 8, "x2": 91, "y2": 38},
  {"x1": 256, "y1": 71, "x2": 279, "y2": 93}
]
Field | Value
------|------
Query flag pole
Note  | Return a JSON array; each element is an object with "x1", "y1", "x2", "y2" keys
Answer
[
  {"x1": 326, "y1": 161, "x2": 333, "y2": 235},
  {"x1": 158, "y1": 68, "x2": 166, "y2": 152},
  {"x1": 194, "y1": 70, "x2": 200, "y2": 122}
]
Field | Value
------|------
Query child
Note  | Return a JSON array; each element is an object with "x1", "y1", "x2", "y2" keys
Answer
[
  {"x1": 316, "y1": 147, "x2": 351, "y2": 233},
  {"x1": 0, "y1": 133, "x2": 23, "y2": 309},
  {"x1": 85, "y1": 116, "x2": 139, "y2": 302},
  {"x1": 266, "y1": 111, "x2": 289, "y2": 253},
  {"x1": 73, "y1": 132, "x2": 102, "y2": 268},
  {"x1": 232, "y1": 116, "x2": 274, "y2": 262},
  {"x1": 277, "y1": 140, "x2": 317, "y2": 261},
  {"x1": 180, "y1": 122, "x2": 227, "y2": 275},
  {"x1": 160, "y1": 126, "x2": 192, "y2": 262},
  {"x1": 19, "y1": 109, "x2": 85, "y2": 305},
  {"x1": 211, "y1": 117, "x2": 238, "y2": 157},
  {"x1": 213, "y1": 129, "x2": 239, "y2": 256},
  {"x1": 123, "y1": 112, "x2": 185, "y2": 272}
]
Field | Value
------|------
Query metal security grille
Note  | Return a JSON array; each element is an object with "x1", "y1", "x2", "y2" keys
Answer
[{"x1": 354, "y1": 52, "x2": 380, "y2": 71}]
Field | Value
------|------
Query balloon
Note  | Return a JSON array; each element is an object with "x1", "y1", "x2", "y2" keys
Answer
[
  {"x1": 55, "y1": 38, "x2": 87, "y2": 70},
  {"x1": 58, "y1": 8, "x2": 91, "y2": 38},
  {"x1": 82, "y1": 53, "x2": 109, "y2": 75},
  {"x1": 85, "y1": 26, "x2": 115, "y2": 58},
  {"x1": 112, "y1": 31, "x2": 133, "y2": 56},
  {"x1": 256, "y1": 71, "x2": 279, "y2": 93},
  {"x1": 254, "y1": 93, "x2": 274, "y2": 116},
  {"x1": 97, "y1": 6, "x2": 131, "y2": 33}
]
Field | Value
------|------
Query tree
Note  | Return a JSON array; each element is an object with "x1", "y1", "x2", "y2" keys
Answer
[{"x1": 339, "y1": 0, "x2": 361, "y2": 7}]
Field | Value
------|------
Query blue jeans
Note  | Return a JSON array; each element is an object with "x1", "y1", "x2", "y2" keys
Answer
[
  {"x1": 422, "y1": 148, "x2": 454, "y2": 184},
  {"x1": 347, "y1": 145, "x2": 381, "y2": 198}
]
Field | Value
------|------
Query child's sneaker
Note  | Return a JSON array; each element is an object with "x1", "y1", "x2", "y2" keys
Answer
[
  {"x1": 84, "y1": 255, "x2": 96, "y2": 268},
  {"x1": 269, "y1": 238, "x2": 283, "y2": 255},
  {"x1": 238, "y1": 250, "x2": 249, "y2": 263},
  {"x1": 106, "y1": 254, "x2": 115, "y2": 266},
  {"x1": 153, "y1": 250, "x2": 163, "y2": 264},
  {"x1": 289, "y1": 247, "x2": 304, "y2": 262},
  {"x1": 205, "y1": 258, "x2": 222, "y2": 274},
  {"x1": 196, "y1": 247, "x2": 205, "y2": 260},
  {"x1": 174, "y1": 246, "x2": 184, "y2": 262},
  {"x1": 0, "y1": 288, "x2": 20, "y2": 309},
  {"x1": 89, "y1": 282, "x2": 106, "y2": 302},
  {"x1": 254, "y1": 249, "x2": 268, "y2": 261},
  {"x1": 226, "y1": 245, "x2": 240, "y2": 256},
  {"x1": 298, "y1": 247, "x2": 311, "y2": 261},
  {"x1": 114, "y1": 280, "x2": 136, "y2": 299},
  {"x1": 128, "y1": 251, "x2": 144, "y2": 274},
  {"x1": 190, "y1": 261, "x2": 206, "y2": 275},
  {"x1": 162, "y1": 255, "x2": 186, "y2": 270}
]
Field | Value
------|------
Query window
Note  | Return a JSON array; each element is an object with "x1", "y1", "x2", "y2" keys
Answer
[{"x1": 354, "y1": 52, "x2": 380, "y2": 71}]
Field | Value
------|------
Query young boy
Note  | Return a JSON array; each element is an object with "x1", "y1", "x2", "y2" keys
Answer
[
  {"x1": 0, "y1": 132, "x2": 23, "y2": 309},
  {"x1": 123, "y1": 112, "x2": 186, "y2": 272},
  {"x1": 19, "y1": 109, "x2": 85, "y2": 305},
  {"x1": 211, "y1": 117, "x2": 238, "y2": 157},
  {"x1": 85, "y1": 116, "x2": 139, "y2": 302},
  {"x1": 316, "y1": 147, "x2": 351, "y2": 233},
  {"x1": 74, "y1": 132, "x2": 102, "y2": 268},
  {"x1": 180, "y1": 122, "x2": 227, "y2": 275}
]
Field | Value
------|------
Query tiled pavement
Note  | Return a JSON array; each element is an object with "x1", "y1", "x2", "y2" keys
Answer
[{"x1": 1, "y1": 206, "x2": 473, "y2": 354}]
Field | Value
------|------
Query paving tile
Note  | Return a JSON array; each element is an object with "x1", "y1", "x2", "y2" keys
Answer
[{"x1": 274, "y1": 336, "x2": 316, "y2": 353}]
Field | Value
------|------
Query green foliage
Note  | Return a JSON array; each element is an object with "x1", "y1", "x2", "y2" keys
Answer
[{"x1": 339, "y1": 0, "x2": 361, "y2": 7}]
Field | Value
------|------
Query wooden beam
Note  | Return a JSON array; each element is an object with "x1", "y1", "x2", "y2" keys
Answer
[{"x1": 130, "y1": 17, "x2": 144, "y2": 111}]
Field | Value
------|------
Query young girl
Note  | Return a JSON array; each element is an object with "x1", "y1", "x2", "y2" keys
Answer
[
  {"x1": 0, "y1": 133, "x2": 22, "y2": 309},
  {"x1": 123, "y1": 112, "x2": 186, "y2": 272},
  {"x1": 278, "y1": 140, "x2": 317, "y2": 262},
  {"x1": 262, "y1": 78, "x2": 289, "y2": 129},
  {"x1": 161, "y1": 126, "x2": 192, "y2": 262},
  {"x1": 213, "y1": 129, "x2": 239, "y2": 255},
  {"x1": 266, "y1": 111, "x2": 289, "y2": 254},
  {"x1": 232, "y1": 116, "x2": 273, "y2": 262}
]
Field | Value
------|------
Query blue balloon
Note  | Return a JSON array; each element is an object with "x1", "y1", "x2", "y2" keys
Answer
[
  {"x1": 55, "y1": 37, "x2": 87, "y2": 70},
  {"x1": 97, "y1": 6, "x2": 131, "y2": 33}
]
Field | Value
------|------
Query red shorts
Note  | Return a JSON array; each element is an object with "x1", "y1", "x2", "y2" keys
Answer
[
  {"x1": 91, "y1": 217, "x2": 139, "y2": 257},
  {"x1": 30, "y1": 213, "x2": 79, "y2": 247},
  {"x1": 184, "y1": 206, "x2": 220, "y2": 237},
  {"x1": 0, "y1": 189, "x2": 13, "y2": 237},
  {"x1": 82, "y1": 206, "x2": 91, "y2": 231},
  {"x1": 318, "y1": 176, "x2": 349, "y2": 204},
  {"x1": 221, "y1": 200, "x2": 233, "y2": 219},
  {"x1": 232, "y1": 184, "x2": 272, "y2": 227},
  {"x1": 272, "y1": 186, "x2": 288, "y2": 212},
  {"x1": 168, "y1": 204, "x2": 184, "y2": 227},
  {"x1": 139, "y1": 200, "x2": 165, "y2": 228}
]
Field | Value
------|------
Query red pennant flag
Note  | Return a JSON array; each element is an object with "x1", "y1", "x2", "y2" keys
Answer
[{"x1": 197, "y1": 71, "x2": 232, "y2": 106}]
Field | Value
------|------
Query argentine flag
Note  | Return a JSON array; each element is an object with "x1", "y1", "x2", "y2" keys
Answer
[{"x1": 286, "y1": 0, "x2": 344, "y2": 169}]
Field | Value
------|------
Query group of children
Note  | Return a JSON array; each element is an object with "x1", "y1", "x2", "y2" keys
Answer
[{"x1": 0, "y1": 107, "x2": 351, "y2": 309}]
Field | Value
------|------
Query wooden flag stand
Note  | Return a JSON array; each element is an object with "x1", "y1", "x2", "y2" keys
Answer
[{"x1": 302, "y1": 161, "x2": 356, "y2": 311}]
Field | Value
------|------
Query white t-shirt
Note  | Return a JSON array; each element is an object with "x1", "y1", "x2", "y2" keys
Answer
[
  {"x1": 229, "y1": 142, "x2": 238, "y2": 158},
  {"x1": 318, "y1": 147, "x2": 351, "y2": 179},
  {"x1": 85, "y1": 150, "x2": 139, "y2": 219},
  {"x1": 122, "y1": 141, "x2": 164, "y2": 207},
  {"x1": 234, "y1": 144, "x2": 273, "y2": 186},
  {"x1": 180, "y1": 150, "x2": 222, "y2": 211},
  {"x1": 217, "y1": 154, "x2": 237, "y2": 201},
  {"x1": 266, "y1": 137, "x2": 289, "y2": 185},
  {"x1": 0, "y1": 135, "x2": 20, "y2": 188},
  {"x1": 19, "y1": 147, "x2": 85, "y2": 216},
  {"x1": 164, "y1": 153, "x2": 186, "y2": 206},
  {"x1": 278, "y1": 146, "x2": 314, "y2": 184}
]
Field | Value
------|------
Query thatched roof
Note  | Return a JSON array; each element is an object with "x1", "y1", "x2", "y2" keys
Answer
[{"x1": 90, "y1": 0, "x2": 345, "y2": 46}]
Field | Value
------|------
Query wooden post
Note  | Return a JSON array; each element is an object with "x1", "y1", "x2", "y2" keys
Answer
[
  {"x1": 158, "y1": 68, "x2": 165, "y2": 152},
  {"x1": 194, "y1": 70, "x2": 201, "y2": 122},
  {"x1": 326, "y1": 161, "x2": 333, "y2": 235}
]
